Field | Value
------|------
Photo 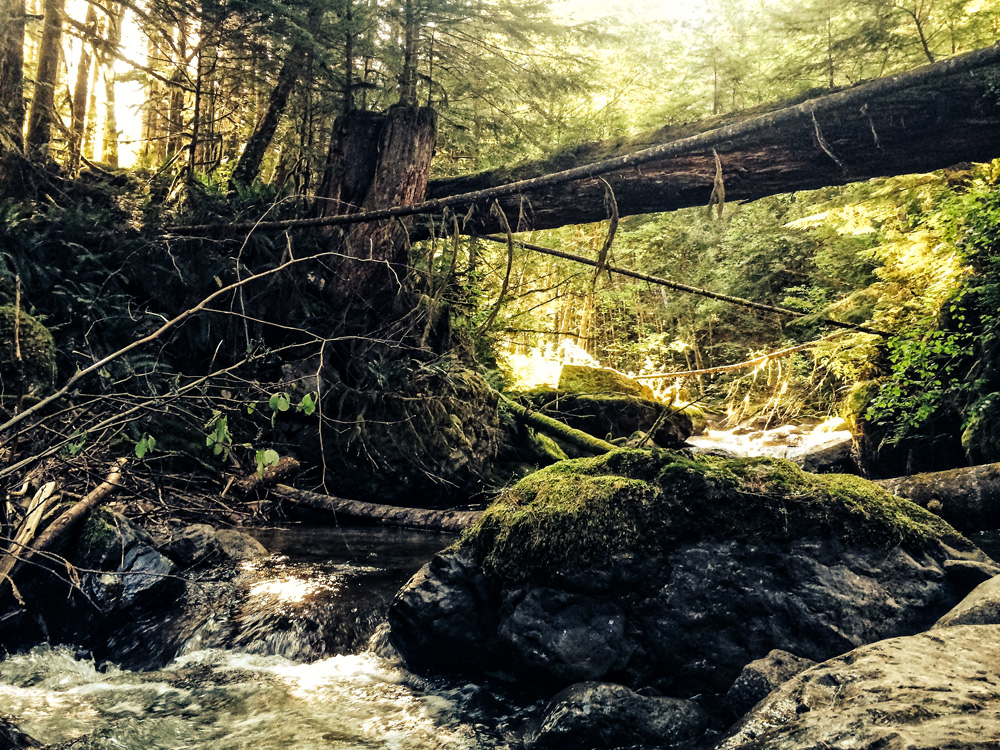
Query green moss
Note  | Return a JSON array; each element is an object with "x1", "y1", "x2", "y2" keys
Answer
[
  {"x1": 459, "y1": 449, "x2": 967, "y2": 582},
  {"x1": 0, "y1": 305, "x2": 57, "y2": 391},
  {"x1": 74, "y1": 510, "x2": 122, "y2": 570}
]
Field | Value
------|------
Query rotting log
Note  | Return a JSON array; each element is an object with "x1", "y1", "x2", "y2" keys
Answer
[
  {"x1": 876, "y1": 462, "x2": 1000, "y2": 533},
  {"x1": 273, "y1": 484, "x2": 481, "y2": 533},
  {"x1": 429, "y1": 44, "x2": 1000, "y2": 234}
]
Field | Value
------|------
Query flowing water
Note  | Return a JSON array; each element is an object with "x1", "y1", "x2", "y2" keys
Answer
[{"x1": 0, "y1": 526, "x2": 529, "y2": 749}]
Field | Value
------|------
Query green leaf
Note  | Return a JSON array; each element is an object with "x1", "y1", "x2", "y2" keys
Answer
[
  {"x1": 296, "y1": 392, "x2": 317, "y2": 416},
  {"x1": 255, "y1": 448, "x2": 281, "y2": 477},
  {"x1": 269, "y1": 392, "x2": 291, "y2": 413},
  {"x1": 135, "y1": 434, "x2": 156, "y2": 459}
]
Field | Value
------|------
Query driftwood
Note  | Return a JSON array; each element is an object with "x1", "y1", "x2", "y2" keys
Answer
[
  {"x1": 876, "y1": 462, "x2": 1000, "y2": 534},
  {"x1": 0, "y1": 459, "x2": 127, "y2": 604},
  {"x1": 0, "y1": 482, "x2": 58, "y2": 602},
  {"x1": 230, "y1": 456, "x2": 301, "y2": 498},
  {"x1": 499, "y1": 393, "x2": 617, "y2": 455},
  {"x1": 273, "y1": 484, "x2": 482, "y2": 533}
]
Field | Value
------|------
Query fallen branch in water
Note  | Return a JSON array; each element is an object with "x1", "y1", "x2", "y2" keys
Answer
[{"x1": 273, "y1": 484, "x2": 482, "y2": 533}]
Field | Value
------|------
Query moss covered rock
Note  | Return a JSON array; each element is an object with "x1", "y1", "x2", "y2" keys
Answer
[
  {"x1": 0, "y1": 305, "x2": 56, "y2": 393},
  {"x1": 389, "y1": 449, "x2": 998, "y2": 696},
  {"x1": 558, "y1": 364, "x2": 656, "y2": 400}
]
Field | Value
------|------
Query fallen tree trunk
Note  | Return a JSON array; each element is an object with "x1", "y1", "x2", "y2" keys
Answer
[
  {"x1": 498, "y1": 392, "x2": 617, "y2": 455},
  {"x1": 876, "y1": 462, "x2": 1000, "y2": 533},
  {"x1": 273, "y1": 484, "x2": 482, "y2": 532},
  {"x1": 429, "y1": 44, "x2": 1000, "y2": 234}
]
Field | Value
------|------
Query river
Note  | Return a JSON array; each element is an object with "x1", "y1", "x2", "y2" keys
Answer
[{"x1": 0, "y1": 526, "x2": 530, "y2": 749}]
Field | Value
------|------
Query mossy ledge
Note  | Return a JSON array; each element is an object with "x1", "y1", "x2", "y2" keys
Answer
[{"x1": 459, "y1": 449, "x2": 970, "y2": 583}]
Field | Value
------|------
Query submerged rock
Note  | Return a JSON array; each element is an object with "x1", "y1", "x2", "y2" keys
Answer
[
  {"x1": 526, "y1": 681, "x2": 709, "y2": 750},
  {"x1": 389, "y1": 449, "x2": 997, "y2": 697},
  {"x1": 718, "y1": 625, "x2": 1000, "y2": 750}
]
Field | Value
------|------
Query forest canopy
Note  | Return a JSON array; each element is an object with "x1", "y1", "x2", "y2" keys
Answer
[{"x1": 1, "y1": 0, "x2": 999, "y2": 505}]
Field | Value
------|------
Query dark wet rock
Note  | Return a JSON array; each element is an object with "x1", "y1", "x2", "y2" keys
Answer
[
  {"x1": 724, "y1": 649, "x2": 817, "y2": 719},
  {"x1": 876, "y1": 462, "x2": 1000, "y2": 533},
  {"x1": 389, "y1": 450, "x2": 999, "y2": 697},
  {"x1": 387, "y1": 548, "x2": 501, "y2": 674},
  {"x1": 0, "y1": 717, "x2": 42, "y2": 749},
  {"x1": 165, "y1": 524, "x2": 268, "y2": 567},
  {"x1": 526, "y1": 681, "x2": 709, "y2": 750},
  {"x1": 718, "y1": 625, "x2": 1000, "y2": 750},
  {"x1": 165, "y1": 524, "x2": 220, "y2": 566},
  {"x1": 499, "y1": 588, "x2": 633, "y2": 684},
  {"x1": 75, "y1": 509, "x2": 181, "y2": 611},
  {"x1": 934, "y1": 574, "x2": 1000, "y2": 628}
]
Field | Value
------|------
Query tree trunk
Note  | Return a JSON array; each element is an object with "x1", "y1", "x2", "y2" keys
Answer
[
  {"x1": 229, "y1": 42, "x2": 307, "y2": 188},
  {"x1": 426, "y1": 45, "x2": 1000, "y2": 236},
  {"x1": 25, "y1": 0, "x2": 65, "y2": 160},
  {"x1": 333, "y1": 105, "x2": 437, "y2": 318},
  {"x1": 68, "y1": 3, "x2": 98, "y2": 173},
  {"x1": 100, "y1": 2, "x2": 125, "y2": 167},
  {"x1": 0, "y1": 0, "x2": 27, "y2": 196}
]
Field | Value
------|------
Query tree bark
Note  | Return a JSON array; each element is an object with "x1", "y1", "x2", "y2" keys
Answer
[
  {"x1": 324, "y1": 105, "x2": 437, "y2": 328},
  {"x1": 25, "y1": 0, "x2": 65, "y2": 160},
  {"x1": 68, "y1": 3, "x2": 98, "y2": 173},
  {"x1": 274, "y1": 484, "x2": 481, "y2": 532},
  {"x1": 101, "y1": 3, "x2": 126, "y2": 167},
  {"x1": 427, "y1": 46, "x2": 1000, "y2": 235},
  {"x1": 230, "y1": 43, "x2": 308, "y2": 189},
  {"x1": 0, "y1": 0, "x2": 27, "y2": 196}
]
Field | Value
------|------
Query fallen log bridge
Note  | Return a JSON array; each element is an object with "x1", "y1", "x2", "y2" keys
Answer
[{"x1": 429, "y1": 43, "x2": 1000, "y2": 235}]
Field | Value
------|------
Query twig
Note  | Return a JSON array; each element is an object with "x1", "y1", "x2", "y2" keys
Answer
[
  {"x1": 478, "y1": 235, "x2": 888, "y2": 337},
  {"x1": 635, "y1": 333, "x2": 847, "y2": 379},
  {"x1": 0, "y1": 251, "x2": 337, "y2": 437}
]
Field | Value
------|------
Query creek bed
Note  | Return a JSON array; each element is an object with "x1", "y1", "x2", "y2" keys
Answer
[{"x1": 0, "y1": 525, "x2": 528, "y2": 750}]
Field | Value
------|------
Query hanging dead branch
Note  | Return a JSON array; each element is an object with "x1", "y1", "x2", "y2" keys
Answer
[
  {"x1": 476, "y1": 202, "x2": 515, "y2": 336},
  {"x1": 478, "y1": 235, "x2": 887, "y2": 336}
]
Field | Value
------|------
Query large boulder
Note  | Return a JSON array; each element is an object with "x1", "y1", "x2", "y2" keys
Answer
[
  {"x1": 388, "y1": 449, "x2": 998, "y2": 697},
  {"x1": 558, "y1": 364, "x2": 657, "y2": 400},
  {"x1": 718, "y1": 625, "x2": 1000, "y2": 750}
]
